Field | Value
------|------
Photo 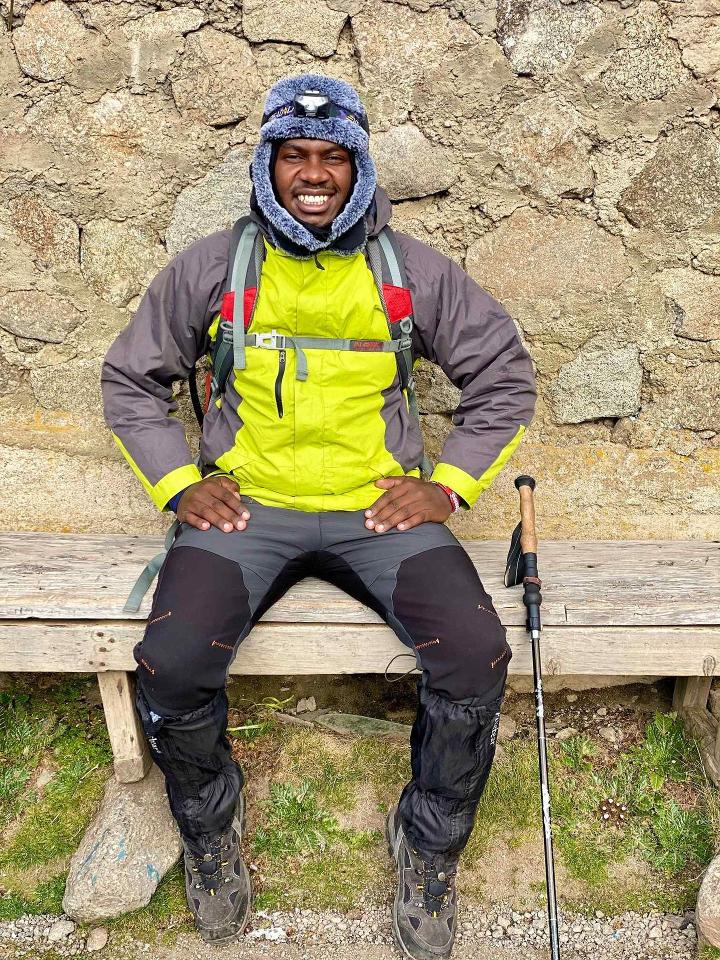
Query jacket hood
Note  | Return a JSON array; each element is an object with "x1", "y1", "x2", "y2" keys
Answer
[{"x1": 251, "y1": 73, "x2": 378, "y2": 256}]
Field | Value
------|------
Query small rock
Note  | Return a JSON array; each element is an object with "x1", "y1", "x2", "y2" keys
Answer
[
  {"x1": 296, "y1": 697, "x2": 317, "y2": 714},
  {"x1": 48, "y1": 919, "x2": 76, "y2": 942},
  {"x1": 596, "y1": 707, "x2": 608, "y2": 717},
  {"x1": 599, "y1": 726, "x2": 618, "y2": 744},
  {"x1": 498, "y1": 716, "x2": 518, "y2": 741},
  {"x1": 566, "y1": 693, "x2": 578, "y2": 703},
  {"x1": 556, "y1": 727, "x2": 579, "y2": 741},
  {"x1": 85, "y1": 927, "x2": 108, "y2": 952}
]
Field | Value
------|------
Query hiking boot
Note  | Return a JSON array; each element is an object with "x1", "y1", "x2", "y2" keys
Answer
[
  {"x1": 182, "y1": 792, "x2": 251, "y2": 945},
  {"x1": 385, "y1": 805, "x2": 458, "y2": 960}
]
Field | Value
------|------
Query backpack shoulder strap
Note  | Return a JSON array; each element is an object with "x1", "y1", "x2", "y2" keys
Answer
[{"x1": 207, "y1": 218, "x2": 264, "y2": 411}]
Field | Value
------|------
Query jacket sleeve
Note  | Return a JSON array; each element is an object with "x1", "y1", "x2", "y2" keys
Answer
[
  {"x1": 101, "y1": 230, "x2": 231, "y2": 511},
  {"x1": 398, "y1": 234, "x2": 537, "y2": 509}
]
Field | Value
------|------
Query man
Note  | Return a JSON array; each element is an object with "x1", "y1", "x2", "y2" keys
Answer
[{"x1": 101, "y1": 73, "x2": 536, "y2": 959}]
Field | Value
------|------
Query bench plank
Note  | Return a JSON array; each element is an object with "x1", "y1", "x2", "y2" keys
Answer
[
  {"x1": 2, "y1": 620, "x2": 719, "y2": 677},
  {"x1": 1, "y1": 534, "x2": 718, "y2": 626}
]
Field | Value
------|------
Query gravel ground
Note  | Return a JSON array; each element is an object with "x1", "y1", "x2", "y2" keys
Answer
[{"x1": 0, "y1": 906, "x2": 699, "y2": 960}]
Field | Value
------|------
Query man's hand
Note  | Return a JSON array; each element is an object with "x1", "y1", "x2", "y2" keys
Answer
[
  {"x1": 365, "y1": 476, "x2": 452, "y2": 533},
  {"x1": 177, "y1": 477, "x2": 250, "y2": 533}
]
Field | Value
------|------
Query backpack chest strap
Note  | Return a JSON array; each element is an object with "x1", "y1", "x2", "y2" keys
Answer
[{"x1": 228, "y1": 325, "x2": 412, "y2": 381}]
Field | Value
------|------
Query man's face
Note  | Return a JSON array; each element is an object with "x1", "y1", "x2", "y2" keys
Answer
[{"x1": 274, "y1": 138, "x2": 353, "y2": 228}]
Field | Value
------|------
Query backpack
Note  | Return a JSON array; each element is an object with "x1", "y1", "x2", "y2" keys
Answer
[
  {"x1": 124, "y1": 219, "x2": 431, "y2": 613},
  {"x1": 188, "y1": 217, "x2": 430, "y2": 477}
]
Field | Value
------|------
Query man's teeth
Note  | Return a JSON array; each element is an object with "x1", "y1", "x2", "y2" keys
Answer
[{"x1": 298, "y1": 194, "x2": 330, "y2": 206}]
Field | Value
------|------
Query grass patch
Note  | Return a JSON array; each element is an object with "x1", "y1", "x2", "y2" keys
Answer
[
  {"x1": 463, "y1": 712, "x2": 711, "y2": 914},
  {"x1": 0, "y1": 677, "x2": 113, "y2": 919}
]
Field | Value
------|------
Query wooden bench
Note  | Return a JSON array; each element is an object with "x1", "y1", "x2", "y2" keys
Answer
[{"x1": 1, "y1": 534, "x2": 719, "y2": 784}]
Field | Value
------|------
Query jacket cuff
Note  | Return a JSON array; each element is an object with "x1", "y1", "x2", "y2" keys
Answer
[
  {"x1": 155, "y1": 464, "x2": 202, "y2": 512},
  {"x1": 429, "y1": 463, "x2": 476, "y2": 509}
]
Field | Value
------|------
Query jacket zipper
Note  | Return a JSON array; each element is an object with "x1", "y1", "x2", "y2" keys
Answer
[{"x1": 274, "y1": 349, "x2": 286, "y2": 418}]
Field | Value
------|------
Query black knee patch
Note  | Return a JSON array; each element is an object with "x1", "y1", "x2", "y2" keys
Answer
[
  {"x1": 392, "y1": 545, "x2": 512, "y2": 701},
  {"x1": 134, "y1": 546, "x2": 251, "y2": 712}
]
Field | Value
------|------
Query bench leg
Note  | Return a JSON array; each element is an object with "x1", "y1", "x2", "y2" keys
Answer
[
  {"x1": 97, "y1": 671, "x2": 152, "y2": 784},
  {"x1": 673, "y1": 676, "x2": 712, "y2": 711},
  {"x1": 674, "y1": 677, "x2": 720, "y2": 785}
]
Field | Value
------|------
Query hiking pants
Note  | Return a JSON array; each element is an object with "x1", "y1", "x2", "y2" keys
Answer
[{"x1": 133, "y1": 498, "x2": 512, "y2": 871}]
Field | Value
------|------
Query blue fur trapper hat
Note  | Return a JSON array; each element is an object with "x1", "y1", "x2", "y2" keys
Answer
[{"x1": 251, "y1": 73, "x2": 377, "y2": 254}]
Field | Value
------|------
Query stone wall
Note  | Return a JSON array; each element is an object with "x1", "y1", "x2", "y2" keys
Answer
[{"x1": 1, "y1": 0, "x2": 718, "y2": 539}]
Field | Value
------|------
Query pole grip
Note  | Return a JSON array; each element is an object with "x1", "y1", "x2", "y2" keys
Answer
[{"x1": 514, "y1": 475, "x2": 538, "y2": 556}]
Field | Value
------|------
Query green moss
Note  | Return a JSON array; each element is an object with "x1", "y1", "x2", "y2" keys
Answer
[{"x1": 255, "y1": 844, "x2": 387, "y2": 912}]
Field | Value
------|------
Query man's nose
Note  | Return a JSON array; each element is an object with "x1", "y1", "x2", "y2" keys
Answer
[{"x1": 300, "y1": 158, "x2": 329, "y2": 184}]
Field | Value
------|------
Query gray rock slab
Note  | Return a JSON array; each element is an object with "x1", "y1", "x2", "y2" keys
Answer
[
  {"x1": 697, "y1": 854, "x2": 720, "y2": 946},
  {"x1": 166, "y1": 147, "x2": 254, "y2": 255},
  {"x1": 307, "y1": 712, "x2": 412, "y2": 739},
  {"x1": 62, "y1": 764, "x2": 181, "y2": 923},
  {"x1": 373, "y1": 124, "x2": 457, "y2": 201},
  {"x1": 549, "y1": 345, "x2": 642, "y2": 424}
]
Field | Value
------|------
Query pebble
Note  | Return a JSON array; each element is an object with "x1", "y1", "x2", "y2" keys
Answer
[
  {"x1": 85, "y1": 927, "x2": 108, "y2": 952},
  {"x1": 556, "y1": 727, "x2": 579, "y2": 741},
  {"x1": 0, "y1": 906, "x2": 699, "y2": 958},
  {"x1": 48, "y1": 918, "x2": 76, "y2": 942}
]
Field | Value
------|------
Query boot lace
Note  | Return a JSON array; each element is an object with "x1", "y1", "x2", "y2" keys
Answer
[
  {"x1": 188, "y1": 827, "x2": 235, "y2": 895},
  {"x1": 412, "y1": 850, "x2": 456, "y2": 917}
]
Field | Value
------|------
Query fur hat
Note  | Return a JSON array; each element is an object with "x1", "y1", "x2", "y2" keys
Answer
[{"x1": 251, "y1": 74, "x2": 377, "y2": 254}]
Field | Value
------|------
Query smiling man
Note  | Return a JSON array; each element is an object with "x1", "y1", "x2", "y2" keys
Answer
[{"x1": 102, "y1": 74, "x2": 537, "y2": 958}]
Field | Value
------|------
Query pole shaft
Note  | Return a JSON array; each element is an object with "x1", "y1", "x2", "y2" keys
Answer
[{"x1": 531, "y1": 624, "x2": 561, "y2": 960}]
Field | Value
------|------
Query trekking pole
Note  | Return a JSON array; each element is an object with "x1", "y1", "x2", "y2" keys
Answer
[{"x1": 504, "y1": 475, "x2": 561, "y2": 960}]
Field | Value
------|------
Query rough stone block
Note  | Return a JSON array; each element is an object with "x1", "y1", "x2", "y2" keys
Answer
[
  {"x1": 63, "y1": 765, "x2": 181, "y2": 923},
  {"x1": 170, "y1": 29, "x2": 260, "y2": 126},
  {"x1": 466, "y1": 208, "x2": 631, "y2": 304},
  {"x1": 496, "y1": 0, "x2": 605, "y2": 77},
  {"x1": 243, "y1": 0, "x2": 348, "y2": 58},
  {"x1": 493, "y1": 95, "x2": 594, "y2": 201},
  {"x1": 13, "y1": 1, "x2": 97, "y2": 81},
  {"x1": 0, "y1": 292, "x2": 82, "y2": 344},
  {"x1": 659, "y1": 268, "x2": 720, "y2": 342},
  {"x1": 619, "y1": 126, "x2": 720, "y2": 233},
  {"x1": 698, "y1": 855, "x2": 720, "y2": 947},
  {"x1": 122, "y1": 8, "x2": 206, "y2": 87},
  {"x1": 80, "y1": 219, "x2": 168, "y2": 308},
  {"x1": 166, "y1": 146, "x2": 254, "y2": 255},
  {"x1": 373, "y1": 124, "x2": 457, "y2": 201},
  {"x1": 549, "y1": 346, "x2": 642, "y2": 424}
]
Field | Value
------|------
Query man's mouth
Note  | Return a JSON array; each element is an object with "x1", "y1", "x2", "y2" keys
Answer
[{"x1": 295, "y1": 193, "x2": 333, "y2": 212}]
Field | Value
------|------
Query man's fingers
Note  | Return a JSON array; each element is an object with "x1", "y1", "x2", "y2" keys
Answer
[
  {"x1": 372, "y1": 501, "x2": 424, "y2": 533},
  {"x1": 368, "y1": 492, "x2": 424, "y2": 530},
  {"x1": 182, "y1": 509, "x2": 249, "y2": 533},
  {"x1": 217, "y1": 476, "x2": 243, "y2": 499},
  {"x1": 205, "y1": 477, "x2": 250, "y2": 519},
  {"x1": 395, "y1": 512, "x2": 428, "y2": 532},
  {"x1": 184, "y1": 511, "x2": 211, "y2": 531}
]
